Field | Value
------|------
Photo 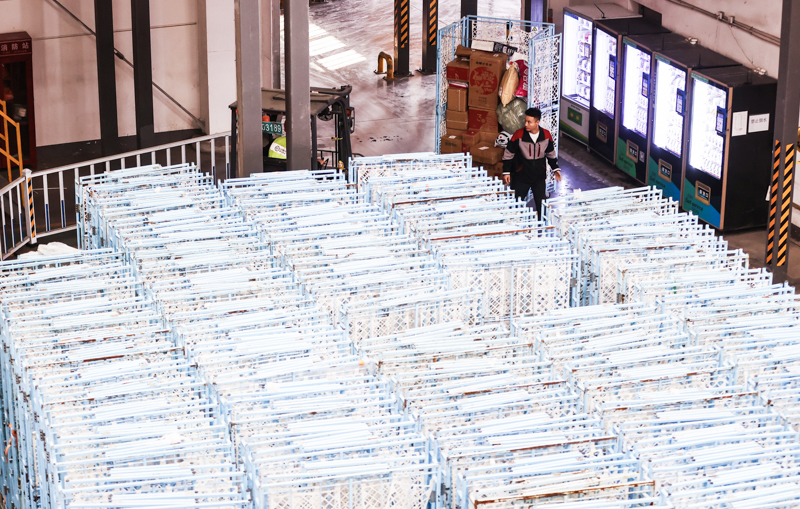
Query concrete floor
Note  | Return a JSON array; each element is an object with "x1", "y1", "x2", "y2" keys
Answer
[
  {"x1": 30, "y1": 0, "x2": 800, "y2": 288},
  {"x1": 294, "y1": 0, "x2": 520, "y2": 156}
]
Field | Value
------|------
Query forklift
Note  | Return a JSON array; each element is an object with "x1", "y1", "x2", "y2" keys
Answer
[{"x1": 229, "y1": 85, "x2": 356, "y2": 174}]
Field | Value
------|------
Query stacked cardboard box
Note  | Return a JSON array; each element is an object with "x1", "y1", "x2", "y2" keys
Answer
[
  {"x1": 443, "y1": 82, "x2": 469, "y2": 153},
  {"x1": 468, "y1": 108, "x2": 498, "y2": 133},
  {"x1": 440, "y1": 131, "x2": 465, "y2": 154},
  {"x1": 445, "y1": 57, "x2": 470, "y2": 137},
  {"x1": 464, "y1": 130, "x2": 503, "y2": 166},
  {"x1": 462, "y1": 130, "x2": 495, "y2": 153},
  {"x1": 467, "y1": 50, "x2": 505, "y2": 112},
  {"x1": 471, "y1": 142, "x2": 504, "y2": 165},
  {"x1": 444, "y1": 46, "x2": 508, "y2": 156},
  {"x1": 467, "y1": 47, "x2": 505, "y2": 162},
  {"x1": 447, "y1": 84, "x2": 467, "y2": 111}
]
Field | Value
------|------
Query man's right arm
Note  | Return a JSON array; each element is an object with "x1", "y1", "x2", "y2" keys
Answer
[{"x1": 503, "y1": 130, "x2": 523, "y2": 176}]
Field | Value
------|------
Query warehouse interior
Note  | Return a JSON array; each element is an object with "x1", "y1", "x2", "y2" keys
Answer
[{"x1": 0, "y1": 0, "x2": 800, "y2": 507}]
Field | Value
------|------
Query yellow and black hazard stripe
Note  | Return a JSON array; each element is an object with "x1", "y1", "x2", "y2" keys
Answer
[
  {"x1": 777, "y1": 142, "x2": 795, "y2": 266},
  {"x1": 766, "y1": 140, "x2": 780, "y2": 265},
  {"x1": 427, "y1": 0, "x2": 437, "y2": 47},
  {"x1": 26, "y1": 173, "x2": 36, "y2": 239},
  {"x1": 395, "y1": 0, "x2": 409, "y2": 49}
]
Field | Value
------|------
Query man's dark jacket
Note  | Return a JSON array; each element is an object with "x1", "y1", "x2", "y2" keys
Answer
[{"x1": 502, "y1": 127, "x2": 559, "y2": 180}]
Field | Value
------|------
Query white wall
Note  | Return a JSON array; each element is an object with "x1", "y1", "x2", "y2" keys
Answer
[
  {"x1": 0, "y1": 0, "x2": 201, "y2": 147},
  {"x1": 635, "y1": 0, "x2": 779, "y2": 77}
]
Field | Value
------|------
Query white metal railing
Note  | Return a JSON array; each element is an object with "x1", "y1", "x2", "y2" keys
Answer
[
  {"x1": 0, "y1": 169, "x2": 35, "y2": 259},
  {"x1": 29, "y1": 132, "x2": 231, "y2": 242}
]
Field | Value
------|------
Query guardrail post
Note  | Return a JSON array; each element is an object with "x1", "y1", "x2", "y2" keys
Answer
[
  {"x1": 376, "y1": 52, "x2": 395, "y2": 80},
  {"x1": 22, "y1": 169, "x2": 36, "y2": 245}
]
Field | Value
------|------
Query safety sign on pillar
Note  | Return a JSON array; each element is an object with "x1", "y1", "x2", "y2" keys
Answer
[
  {"x1": 394, "y1": 0, "x2": 412, "y2": 77},
  {"x1": 419, "y1": 0, "x2": 438, "y2": 74}
]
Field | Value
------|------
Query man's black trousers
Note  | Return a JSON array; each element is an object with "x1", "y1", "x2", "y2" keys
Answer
[{"x1": 510, "y1": 172, "x2": 547, "y2": 219}]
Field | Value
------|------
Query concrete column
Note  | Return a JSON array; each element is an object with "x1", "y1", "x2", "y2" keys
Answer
[
  {"x1": 284, "y1": 0, "x2": 312, "y2": 170},
  {"x1": 197, "y1": 0, "x2": 237, "y2": 136},
  {"x1": 261, "y1": 0, "x2": 281, "y2": 89},
  {"x1": 131, "y1": 0, "x2": 155, "y2": 151},
  {"x1": 765, "y1": 0, "x2": 800, "y2": 278},
  {"x1": 394, "y1": 0, "x2": 411, "y2": 76},
  {"x1": 419, "y1": 0, "x2": 437, "y2": 74},
  {"x1": 461, "y1": 0, "x2": 477, "y2": 18},
  {"x1": 272, "y1": 0, "x2": 281, "y2": 88},
  {"x1": 94, "y1": 0, "x2": 119, "y2": 156},
  {"x1": 522, "y1": 0, "x2": 547, "y2": 23},
  {"x1": 462, "y1": 0, "x2": 477, "y2": 47},
  {"x1": 235, "y1": 0, "x2": 263, "y2": 176}
]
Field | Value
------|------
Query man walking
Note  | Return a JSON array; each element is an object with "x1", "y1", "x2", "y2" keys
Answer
[{"x1": 502, "y1": 107, "x2": 561, "y2": 217}]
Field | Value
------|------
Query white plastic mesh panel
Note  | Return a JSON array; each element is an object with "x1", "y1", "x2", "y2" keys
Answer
[
  {"x1": 597, "y1": 252, "x2": 645, "y2": 305},
  {"x1": 530, "y1": 36, "x2": 561, "y2": 109},
  {"x1": 263, "y1": 471, "x2": 428, "y2": 509},
  {"x1": 344, "y1": 293, "x2": 484, "y2": 347},
  {"x1": 447, "y1": 261, "x2": 571, "y2": 319}
]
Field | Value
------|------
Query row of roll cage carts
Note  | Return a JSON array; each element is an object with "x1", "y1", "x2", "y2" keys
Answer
[{"x1": 0, "y1": 150, "x2": 797, "y2": 509}]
